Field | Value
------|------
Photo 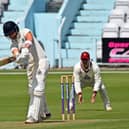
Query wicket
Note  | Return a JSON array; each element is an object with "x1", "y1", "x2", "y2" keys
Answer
[{"x1": 60, "y1": 75, "x2": 75, "y2": 120}]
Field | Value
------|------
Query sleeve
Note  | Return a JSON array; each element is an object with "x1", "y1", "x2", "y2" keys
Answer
[
  {"x1": 22, "y1": 28, "x2": 33, "y2": 48},
  {"x1": 92, "y1": 62, "x2": 102, "y2": 92},
  {"x1": 73, "y1": 64, "x2": 82, "y2": 94}
]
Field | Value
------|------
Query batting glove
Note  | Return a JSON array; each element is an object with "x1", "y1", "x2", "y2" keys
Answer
[{"x1": 16, "y1": 48, "x2": 29, "y2": 65}]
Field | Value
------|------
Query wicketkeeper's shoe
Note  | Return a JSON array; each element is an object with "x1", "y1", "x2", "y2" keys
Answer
[
  {"x1": 25, "y1": 118, "x2": 39, "y2": 124},
  {"x1": 106, "y1": 106, "x2": 112, "y2": 111}
]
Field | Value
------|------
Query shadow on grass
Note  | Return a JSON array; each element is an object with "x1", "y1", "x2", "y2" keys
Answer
[
  {"x1": 79, "y1": 108, "x2": 104, "y2": 111},
  {"x1": 43, "y1": 120, "x2": 65, "y2": 123}
]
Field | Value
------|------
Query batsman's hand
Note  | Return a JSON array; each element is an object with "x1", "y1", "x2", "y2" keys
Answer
[
  {"x1": 91, "y1": 91, "x2": 97, "y2": 104},
  {"x1": 16, "y1": 48, "x2": 29, "y2": 64},
  {"x1": 78, "y1": 92, "x2": 83, "y2": 104}
]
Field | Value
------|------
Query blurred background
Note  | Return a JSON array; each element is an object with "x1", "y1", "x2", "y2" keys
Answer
[{"x1": 0, "y1": 0, "x2": 129, "y2": 69}]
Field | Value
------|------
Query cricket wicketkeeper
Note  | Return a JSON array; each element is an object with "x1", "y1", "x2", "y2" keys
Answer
[
  {"x1": 3, "y1": 21, "x2": 51, "y2": 123},
  {"x1": 69, "y1": 51, "x2": 112, "y2": 111}
]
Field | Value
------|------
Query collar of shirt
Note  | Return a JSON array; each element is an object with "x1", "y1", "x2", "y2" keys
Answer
[{"x1": 80, "y1": 61, "x2": 92, "y2": 73}]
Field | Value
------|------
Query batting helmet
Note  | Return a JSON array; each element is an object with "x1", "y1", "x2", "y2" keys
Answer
[
  {"x1": 80, "y1": 51, "x2": 90, "y2": 60},
  {"x1": 3, "y1": 21, "x2": 19, "y2": 36}
]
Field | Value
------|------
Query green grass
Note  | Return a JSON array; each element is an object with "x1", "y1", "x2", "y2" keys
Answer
[{"x1": 0, "y1": 71, "x2": 128, "y2": 129}]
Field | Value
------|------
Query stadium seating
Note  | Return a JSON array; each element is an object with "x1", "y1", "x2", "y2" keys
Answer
[
  {"x1": 60, "y1": 0, "x2": 116, "y2": 67},
  {"x1": 119, "y1": 22, "x2": 129, "y2": 37},
  {"x1": 102, "y1": 0, "x2": 129, "y2": 39},
  {"x1": 1, "y1": 11, "x2": 24, "y2": 23},
  {"x1": 8, "y1": 0, "x2": 29, "y2": 11},
  {"x1": 0, "y1": 0, "x2": 122, "y2": 68},
  {"x1": 114, "y1": 0, "x2": 129, "y2": 11},
  {"x1": 82, "y1": 1, "x2": 114, "y2": 10},
  {"x1": 1, "y1": 0, "x2": 9, "y2": 10},
  {"x1": 126, "y1": 12, "x2": 129, "y2": 22},
  {"x1": 102, "y1": 22, "x2": 119, "y2": 38},
  {"x1": 33, "y1": 0, "x2": 114, "y2": 67},
  {"x1": 108, "y1": 9, "x2": 126, "y2": 26}
]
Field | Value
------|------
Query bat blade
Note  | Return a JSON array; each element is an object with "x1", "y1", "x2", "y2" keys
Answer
[{"x1": 0, "y1": 56, "x2": 16, "y2": 66}]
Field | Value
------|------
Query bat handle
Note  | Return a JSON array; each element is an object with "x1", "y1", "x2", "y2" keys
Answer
[{"x1": 9, "y1": 56, "x2": 16, "y2": 62}]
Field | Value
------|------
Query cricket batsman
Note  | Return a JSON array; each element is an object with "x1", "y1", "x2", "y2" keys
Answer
[
  {"x1": 3, "y1": 21, "x2": 51, "y2": 123},
  {"x1": 69, "y1": 51, "x2": 112, "y2": 111}
]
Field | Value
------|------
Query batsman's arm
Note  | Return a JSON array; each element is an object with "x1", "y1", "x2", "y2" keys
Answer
[{"x1": 0, "y1": 56, "x2": 16, "y2": 66}]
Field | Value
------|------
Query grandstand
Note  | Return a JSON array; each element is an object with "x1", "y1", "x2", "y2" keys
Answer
[
  {"x1": 0, "y1": 0, "x2": 128, "y2": 69},
  {"x1": 34, "y1": 0, "x2": 115, "y2": 67}
]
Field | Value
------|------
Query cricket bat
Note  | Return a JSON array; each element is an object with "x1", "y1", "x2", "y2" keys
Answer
[{"x1": 0, "y1": 56, "x2": 16, "y2": 66}]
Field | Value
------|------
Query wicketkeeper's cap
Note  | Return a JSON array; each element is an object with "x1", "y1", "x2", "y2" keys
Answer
[{"x1": 80, "y1": 51, "x2": 90, "y2": 60}]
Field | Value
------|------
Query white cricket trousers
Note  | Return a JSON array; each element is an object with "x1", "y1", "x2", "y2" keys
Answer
[{"x1": 26, "y1": 58, "x2": 49, "y2": 121}]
